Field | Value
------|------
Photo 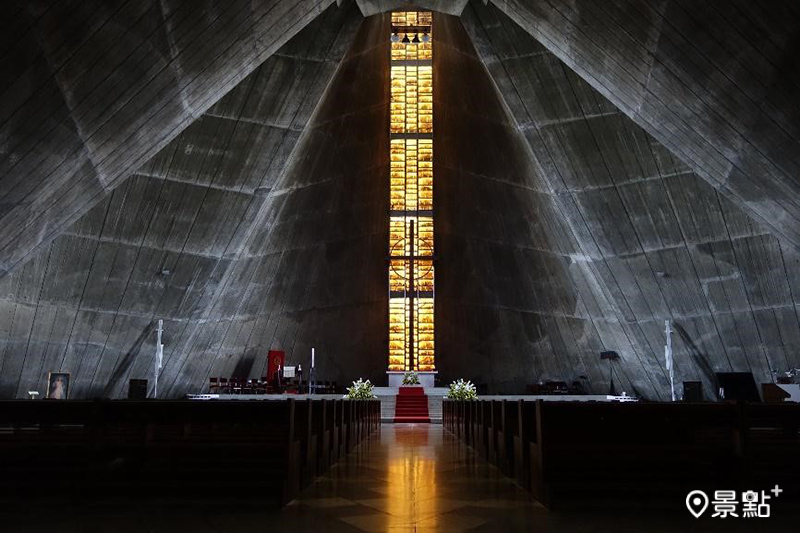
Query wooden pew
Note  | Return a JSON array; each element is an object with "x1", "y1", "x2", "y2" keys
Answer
[
  {"x1": 332, "y1": 399, "x2": 343, "y2": 460},
  {"x1": 479, "y1": 400, "x2": 490, "y2": 460},
  {"x1": 538, "y1": 402, "x2": 740, "y2": 508},
  {"x1": 500, "y1": 400, "x2": 517, "y2": 478},
  {"x1": 741, "y1": 403, "x2": 800, "y2": 497},
  {"x1": 444, "y1": 399, "x2": 800, "y2": 510},
  {"x1": 513, "y1": 400, "x2": 535, "y2": 491},
  {"x1": 0, "y1": 398, "x2": 379, "y2": 505},
  {"x1": 317, "y1": 399, "x2": 331, "y2": 475}
]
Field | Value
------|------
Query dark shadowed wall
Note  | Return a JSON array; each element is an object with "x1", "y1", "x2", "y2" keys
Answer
[
  {"x1": 433, "y1": 13, "x2": 614, "y2": 394},
  {"x1": 209, "y1": 13, "x2": 392, "y2": 388},
  {"x1": 458, "y1": 0, "x2": 800, "y2": 399},
  {"x1": 2, "y1": 3, "x2": 799, "y2": 400},
  {"x1": 0, "y1": 5, "x2": 373, "y2": 398}
]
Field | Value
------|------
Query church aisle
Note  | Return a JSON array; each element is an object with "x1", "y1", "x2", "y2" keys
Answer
[
  {"x1": 278, "y1": 423, "x2": 541, "y2": 532},
  {"x1": 272, "y1": 425, "x2": 785, "y2": 533}
]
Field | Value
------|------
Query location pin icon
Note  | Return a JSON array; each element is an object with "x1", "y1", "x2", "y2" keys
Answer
[{"x1": 686, "y1": 490, "x2": 709, "y2": 518}]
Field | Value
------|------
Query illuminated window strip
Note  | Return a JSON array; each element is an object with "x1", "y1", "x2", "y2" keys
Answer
[
  {"x1": 389, "y1": 259, "x2": 434, "y2": 293},
  {"x1": 391, "y1": 11, "x2": 432, "y2": 27},
  {"x1": 388, "y1": 297, "x2": 435, "y2": 372},
  {"x1": 390, "y1": 139, "x2": 433, "y2": 211},
  {"x1": 389, "y1": 12, "x2": 434, "y2": 373},
  {"x1": 390, "y1": 66, "x2": 432, "y2": 133},
  {"x1": 389, "y1": 217, "x2": 433, "y2": 258}
]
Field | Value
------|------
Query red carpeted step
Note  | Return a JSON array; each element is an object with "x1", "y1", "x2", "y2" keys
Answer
[
  {"x1": 394, "y1": 386, "x2": 430, "y2": 423},
  {"x1": 398, "y1": 386, "x2": 426, "y2": 395}
]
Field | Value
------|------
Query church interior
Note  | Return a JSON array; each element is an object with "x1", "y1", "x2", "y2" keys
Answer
[{"x1": 1, "y1": 0, "x2": 799, "y2": 530}]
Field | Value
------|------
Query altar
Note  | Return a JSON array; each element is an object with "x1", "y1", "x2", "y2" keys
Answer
[{"x1": 387, "y1": 371, "x2": 437, "y2": 388}]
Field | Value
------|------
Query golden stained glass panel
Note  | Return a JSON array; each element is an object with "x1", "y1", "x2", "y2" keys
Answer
[
  {"x1": 390, "y1": 139, "x2": 433, "y2": 211},
  {"x1": 390, "y1": 66, "x2": 432, "y2": 134},
  {"x1": 389, "y1": 12, "x2": 434, "y2": 373},
  {"x1": 389, "y1": 217, "x2": 433, "y2": 257},
  {"x1": 388, "y1": 297, "x2": 435, "y2": 372}
]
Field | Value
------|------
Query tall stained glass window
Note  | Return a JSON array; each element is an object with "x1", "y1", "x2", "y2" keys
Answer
[{"x1": 388, "y1": 11, "x2": 434, "y2": 372}]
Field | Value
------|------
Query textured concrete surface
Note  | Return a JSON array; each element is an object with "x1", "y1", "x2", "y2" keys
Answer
[
  {"x1": 0, "y1": 3, "x2": 365, "y2": 399},
  {"x1": 433, "y1": 12, "x2": 616, "y2": 394},
  {"x1": 0, "y1": 0, "x2": 335, "y2": 278},
  {"x1": 356, "y1": 0, "x2": 467, "y2": 16},
  {"x1": 459, "y1": 1, "x2": 800, "y2": 399},
  {"x1": 171, "y1": 12, "x2": 393, "y2": 395},
  {"x1": 1, "y1": 2, "x2": 799, "y2": 399},
  {"x1": 487, "y1": 0, "x2": 800, "y2": 251}
]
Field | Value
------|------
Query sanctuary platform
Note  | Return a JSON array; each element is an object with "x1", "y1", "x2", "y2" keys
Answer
[
  {"x1": 393, "y1": 386, "x2": 430, "y2": 423},
  {"x1": 186, "y1": 393, "x2": 344, "y2": 400},
  {"x1": 186, "y1": 391, "x2": 639, "y2": 426},
  {"x1": 186, "y1": 389, "x2": 447, "y2": 424}
]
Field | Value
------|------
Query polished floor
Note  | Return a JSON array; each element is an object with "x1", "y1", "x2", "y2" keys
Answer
[{"x1": 5, "y1": 424, "x2": 794, "y2": 532}]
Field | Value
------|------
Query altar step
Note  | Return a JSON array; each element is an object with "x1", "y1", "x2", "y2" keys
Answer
[{"x1": 394, "y1": 386, "x2": 430, "y2": 423}]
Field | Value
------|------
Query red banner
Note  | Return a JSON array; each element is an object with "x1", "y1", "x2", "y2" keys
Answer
[{"x1": 267, "y1": 350, "x2": 285, "y2": 381}]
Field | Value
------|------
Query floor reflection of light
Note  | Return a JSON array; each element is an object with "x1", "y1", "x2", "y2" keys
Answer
[{"x1": 386, "y1": 425, "x2": 437, "y2": 529}]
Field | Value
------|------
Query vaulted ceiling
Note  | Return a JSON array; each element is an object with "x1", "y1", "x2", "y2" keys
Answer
[
  {"x1": 0, "y1": 0, "x2": 798, "y2": 399},
  {"x1": 457, "y1": 2, "x2": 800, "y2": 397},
  {"x1": 0, "y1": 0, "x2": 336, "y2": 276}
]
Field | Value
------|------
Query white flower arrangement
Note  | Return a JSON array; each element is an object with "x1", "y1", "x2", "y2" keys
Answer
[
  {"x1": 345, "y1": 378, "x2": 376, "y2": 399},
  {"x1": 402, "y1": 371, "x2": 421, "y2": 385},
  {"x1": 445, "y1": 378, "x2": 478, "y2": 400}
]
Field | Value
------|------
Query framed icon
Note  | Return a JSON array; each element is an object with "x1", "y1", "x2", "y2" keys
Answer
[{"x1": 47, "y1": 372, "x2": 71, "y2": 399}]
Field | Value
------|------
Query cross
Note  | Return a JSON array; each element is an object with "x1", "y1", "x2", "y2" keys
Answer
[
  {"x1": 771, "y1": 485, "x2": 783, "y2": 497},
  {"x1": 408, "y1": 219, "x2": 416, "y2": 371}
]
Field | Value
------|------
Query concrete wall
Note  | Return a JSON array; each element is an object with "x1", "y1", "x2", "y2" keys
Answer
[
  {"x1": 0, "y1": 4, "x2": 365, "y2": 399},
  {"x1": 486, "y1": 0, "x2": 800, "y2": 251},
  {"x1": 459, "y1": 1, "x2": 800, "y2": 399},
  {"x1": 433, "y1": 13, "x2": 614, "y2": 394},
  {"x1": 191, "y1": 12, "x2": 392, "y2": 391},
  {"x1": 2, "y1": 3, "x2": 799, "y2": 400},
  {"x1": 0, "y1": 0, "x2": 337, "y2": 278}
]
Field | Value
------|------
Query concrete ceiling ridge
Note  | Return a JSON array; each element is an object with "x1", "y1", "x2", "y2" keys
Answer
[
  {"x1": 461, "y1": 8, "x2": 629, "y2": 395},
  {"x1": 0, "y1": 1, "x2": 364, "y2": 399},
  {"x1": 3, "y1": 2, "x2": 800, "y2": 399},
  {"x1": 356, "y1": 0, "x2": 469, "y2": 17},
  {"x1": 0, "y1": 0, "x2": 340, "y2": 282},
  {"x1": 463, "y1": 0, "x2": 800, "y2": 398},
  {"x1": 430, "y1": 11, "x2": 662, "y2": 397},
  {"x1": 164, "y1": 13, "x2": 395, "y2": 395},
  {"x1": 155, "y1": 4, "x2": 369, "y2": 397},
  {"x1": 459, "y1": 5, "x2": 645, "y2": 328},
  {"x1": 483, "y1": 0, "x2": 800, "y2": 251}
]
